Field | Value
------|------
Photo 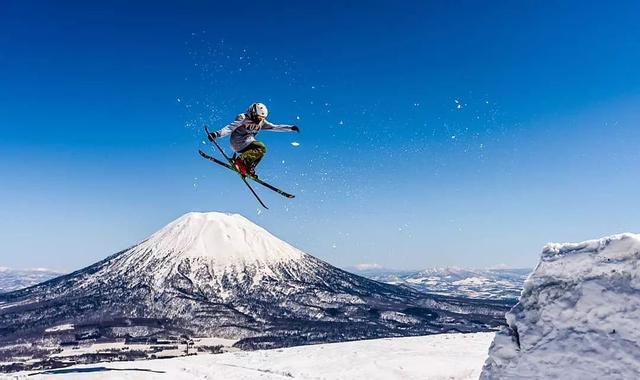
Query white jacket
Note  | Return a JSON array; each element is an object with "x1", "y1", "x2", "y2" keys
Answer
[{"x1": 215, "y1": 113, "x2": 296, "y2": 152}]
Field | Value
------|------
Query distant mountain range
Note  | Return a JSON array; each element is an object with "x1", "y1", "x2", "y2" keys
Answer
[
  {"x1": 0, "y1": 267, "x2": 63, "y2": 293},
  {"x1": 0, "y1": 265, "x2": 530, "y2": 301},
  {"x1": 0, "y1": 212, "x2": 510, "y2": 372},
  {"x1": 349, "y1": 267, "x2": 531, "y2": 300}
]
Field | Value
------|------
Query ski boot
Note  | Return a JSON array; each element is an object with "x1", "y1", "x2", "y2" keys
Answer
[
  {"x1": 233, "y1": 157, "x2": 249, "y2": 177},
  {"x1": 248, "y1": 165, "x2": 258, "y2": 179}
]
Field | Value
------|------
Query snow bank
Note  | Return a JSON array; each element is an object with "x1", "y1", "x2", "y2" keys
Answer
[{"x1": 481, "y1": 233, "x2": 640, "y2": 379}]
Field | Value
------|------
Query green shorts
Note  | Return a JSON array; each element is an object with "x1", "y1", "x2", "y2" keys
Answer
[{"x1": 238, "y1": 141, "x2": 267, "y2": 168}]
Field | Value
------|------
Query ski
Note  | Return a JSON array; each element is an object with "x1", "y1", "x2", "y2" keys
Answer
[
  {"x1": 198, "y1": 149, "x2": 295, "y2": 199},
  {"x1": 199, "y1": 147, "x2": 268, "y2": 209},
  {"x1": 241, "y1": 177, "x2": 269, "y2": 209}
]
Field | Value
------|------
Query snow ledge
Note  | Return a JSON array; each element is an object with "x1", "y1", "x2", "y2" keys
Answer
[{"x1": 481, "y1": 232, "x2": 640, "y2": 379}]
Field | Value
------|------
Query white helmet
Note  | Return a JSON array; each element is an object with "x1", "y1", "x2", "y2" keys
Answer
[{"x1": 248, "y1": 102, "x2": 268, "y2": 120}]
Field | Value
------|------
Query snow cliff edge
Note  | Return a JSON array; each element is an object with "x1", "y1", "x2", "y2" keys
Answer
[{"x1": 481, "y1": 233, "x2": 640, "y2": 379}]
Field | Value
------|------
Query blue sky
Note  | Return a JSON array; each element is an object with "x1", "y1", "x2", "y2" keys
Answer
[{"x1": 1, "y1": 1, "x2": 639, "y2": 271}]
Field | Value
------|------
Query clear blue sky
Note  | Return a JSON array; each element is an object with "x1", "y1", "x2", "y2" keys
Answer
[{"x1": 1, "y1": 1, "x2": 639, "y2": 271}]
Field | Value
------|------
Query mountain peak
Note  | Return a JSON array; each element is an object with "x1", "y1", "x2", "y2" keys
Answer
[
  {"x1": 132, "y1": 211, "x2": 305, "y2": 268},
  {"x1": 0, "y1": 212, "x2": 508, "y2": 371}
]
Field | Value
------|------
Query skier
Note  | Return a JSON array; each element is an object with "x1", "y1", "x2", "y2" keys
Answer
[{"x1": 207, "y1": 102, "x2": 299, "y2": 177}]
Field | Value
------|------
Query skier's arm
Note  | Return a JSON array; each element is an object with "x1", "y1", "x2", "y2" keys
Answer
[
  {"x1": 261, "y1": 120, "x2": 299, "y2": 133},
  {"x1": 214, "y1": 114, "x2": 246, "y2": 138}
]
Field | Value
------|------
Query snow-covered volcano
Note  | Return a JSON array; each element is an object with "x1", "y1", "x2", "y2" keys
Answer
[
  {"x1": 127, "y1": 212, "x2": 305, "y2": 270},
  {"x1": 0, "y1": 212, "x2": 508, "y2": 370},
  {"x1": 100, "y1": 212, "x2": 311, "y2": 300}
]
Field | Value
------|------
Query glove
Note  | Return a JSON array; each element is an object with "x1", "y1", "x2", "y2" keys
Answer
[
  {"x1": 291, "y1": 125, "x2": 300, "y2": 132},
  {"x1": 207, "y1": 131, "x2": 219, "y2": 142}
]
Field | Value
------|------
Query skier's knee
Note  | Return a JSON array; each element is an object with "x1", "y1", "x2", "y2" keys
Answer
[{"x1": 255, "y1": 142, "x2": 267, "y2": 155}]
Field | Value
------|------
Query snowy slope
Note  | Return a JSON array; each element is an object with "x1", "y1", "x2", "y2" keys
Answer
[
  {"x1": 0, "y1": 212, "x2": 508, "y2": 372},
  {"x1": 17, "y1": 332, "x2": 495, "y2": 380},
  {"x1": 353, "y1": 267, "x2": 529, "y2": 300},
  {"x1": 481, "y1": 233, "x2": 640, "y2": 379},
  {"x1": 0, "y1": 268, "x2": 63, "y2": 293}
]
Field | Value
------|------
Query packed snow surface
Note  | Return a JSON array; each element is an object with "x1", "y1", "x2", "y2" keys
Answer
[
  {"x1": 481, "y1": 233, "x2": 640, "y2": 379},
  {"x1": 18, "y1": 332, "x2": 495, "y2": 380}
]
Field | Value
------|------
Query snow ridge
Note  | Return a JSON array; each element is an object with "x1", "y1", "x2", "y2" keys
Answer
[{"x1": 481, "y1": 233, "x2": 640, "y2": 379}]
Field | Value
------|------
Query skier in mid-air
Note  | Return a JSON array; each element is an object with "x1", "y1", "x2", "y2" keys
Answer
[{"x1": 207, "y1": 102, "x2": 299, "y2": 178}]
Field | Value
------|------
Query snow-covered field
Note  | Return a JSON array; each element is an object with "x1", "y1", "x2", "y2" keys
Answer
[{"x1": 12, "y1": 332, "x2": 495, "y2": 380}]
